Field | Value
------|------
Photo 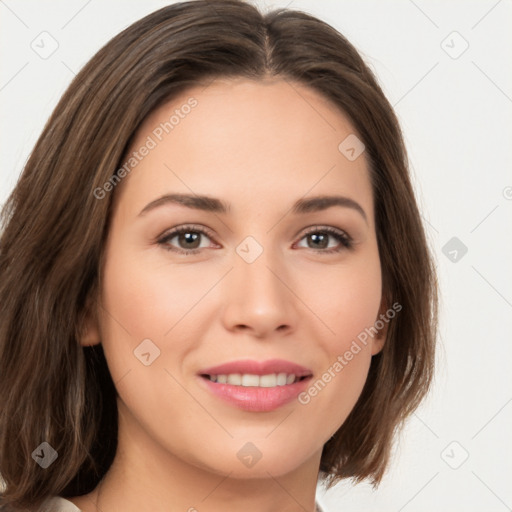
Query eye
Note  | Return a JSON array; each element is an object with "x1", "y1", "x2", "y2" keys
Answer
[
  {"x1": 295, "y1": 226, "x2": 353, "y2": 254},
  {"x1": 157, "y1": 224, "x2": 353, "y2": 256},
  {"x1": 157, "y1": 224, "x2": 217, "y2": 255}
]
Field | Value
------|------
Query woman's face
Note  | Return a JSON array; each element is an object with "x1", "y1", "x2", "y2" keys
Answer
[{"x1": 85, "y1": 77, "x2": 385, "y2": 479}]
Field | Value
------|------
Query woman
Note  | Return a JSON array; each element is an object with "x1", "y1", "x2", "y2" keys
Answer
[{"x1": 0, "y1": 1, "x2": 437, "y2": 511}]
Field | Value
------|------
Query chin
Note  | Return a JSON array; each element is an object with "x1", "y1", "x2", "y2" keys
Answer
[{"x1": 186, "y1": 439, "x2": 318, "y2": 479}]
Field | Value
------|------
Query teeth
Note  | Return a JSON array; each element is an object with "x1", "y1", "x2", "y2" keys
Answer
[
  {"x1": 241, "y1": 374, "x2": 259, "y2": 387},
  {"x1": 207, "y1": 373, "x2": 301, "y2": 387},
  {"x1": 227, "y1": 374, "x2": 242, "y2": 385},
  {"x1": 259, "y1": 374, "x2": 277, "y2": 387},
  {"x1": 276, "y1": 372, "x2": 287, "y2": 386}
]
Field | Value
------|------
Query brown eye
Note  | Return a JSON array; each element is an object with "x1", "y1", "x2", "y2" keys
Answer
[
  {"x1": 296, "y1": 226, "x2": 352, "y2": 253},
  {"x1": 157, "y1": 225, "x2": 216, "y2": 255}
]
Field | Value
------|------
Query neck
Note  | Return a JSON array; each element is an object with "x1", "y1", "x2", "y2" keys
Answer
[{"x1": 87, "y1": 401, "x2": 322, "y2": 512}]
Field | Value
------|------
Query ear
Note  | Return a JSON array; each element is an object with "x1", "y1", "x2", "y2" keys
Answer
[
  {"x1": 370, "y1": 295, "x2": 390, "y2": 356},
  {"x1": 78, "y1": 296, "x2": 101, "y2": 347}
]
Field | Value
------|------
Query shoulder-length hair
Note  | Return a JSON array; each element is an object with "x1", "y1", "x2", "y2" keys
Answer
[{"x1": 0, "y1": 0, "x2": 437, "y2": 509}]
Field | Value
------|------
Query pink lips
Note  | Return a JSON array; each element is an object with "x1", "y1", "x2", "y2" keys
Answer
[{"x1": 197, "y1": 358, "x2": 313, "y2": 412}]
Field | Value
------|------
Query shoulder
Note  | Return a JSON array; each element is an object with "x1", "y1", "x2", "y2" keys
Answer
[
  {"x1": 0, "y1": 496, "x2": 82, "y2": 512},
  {"x1": 315, "y1": 500, "x2": 328, "y2": 512},
  {"x1": 37, "y1": 497, "x2": 82, "y2": 512}
]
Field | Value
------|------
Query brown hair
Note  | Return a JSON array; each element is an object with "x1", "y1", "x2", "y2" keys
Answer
[{"x1": 0, "y1": 0, "x2": 437, "y2": 509}]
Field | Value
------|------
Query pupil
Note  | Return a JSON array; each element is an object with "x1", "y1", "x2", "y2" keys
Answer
[
  {"x1": 310, "y1": 233, "x2": 327, "y2": 249},
  {"x1": 180, "y1": 232, "x2": 200, "y2": 249}
]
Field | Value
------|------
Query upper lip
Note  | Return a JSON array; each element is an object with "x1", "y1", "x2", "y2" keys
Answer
[{"x1": 198, "y1": 359, "x2": 313, "y2": 377}]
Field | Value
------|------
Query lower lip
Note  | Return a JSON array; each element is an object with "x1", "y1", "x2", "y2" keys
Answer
[{"x1": 198, "y1": 376, "x2": 312, "y2": 412}]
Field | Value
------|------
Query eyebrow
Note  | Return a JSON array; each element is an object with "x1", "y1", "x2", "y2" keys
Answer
[{"x1": 138, "y1": 193, "x2": 367, "y2": 223}]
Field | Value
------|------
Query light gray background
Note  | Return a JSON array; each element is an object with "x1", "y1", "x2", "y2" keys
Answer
[{"x1": 1, "y1": 1, "x2": 511, "y2": 511}]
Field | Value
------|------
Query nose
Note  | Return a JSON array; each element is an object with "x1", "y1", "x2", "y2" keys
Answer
[{"x1": 220, "y1": 245, "x2": 299, "y2": 339}]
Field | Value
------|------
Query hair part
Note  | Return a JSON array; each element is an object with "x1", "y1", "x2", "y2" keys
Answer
[{"x1": 0, "y1": 1, "x2": 437, "y2": 509}]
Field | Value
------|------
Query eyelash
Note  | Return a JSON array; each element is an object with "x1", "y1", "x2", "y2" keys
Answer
[{"x1": 156, "y1": 224, "x2": 353, "y2": 256}]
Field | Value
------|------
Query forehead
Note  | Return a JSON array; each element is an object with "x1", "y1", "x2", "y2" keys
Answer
[{"x1": 115, "y1": 78, "x2": 373, "y2": 222}]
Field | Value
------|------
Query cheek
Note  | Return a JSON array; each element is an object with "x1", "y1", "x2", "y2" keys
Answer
[
  {"x1": 97, "y1": 245, "x2": 202, "y2": 441},
  {"x1": 97, "y1": 237, "x2": 223, "y2": 394},
  {"x1": 97, "y1": 242, "x2": 176, "y2": 384},
  {"x1": 304, "y1": 248, "x2": 382, "y2": 352},
  {"x1": 99, "y1": 246, "x2": 204, "y2": 345},
  {"x1": 295, "y1": 249, "x2": 382, "y2": 427}
]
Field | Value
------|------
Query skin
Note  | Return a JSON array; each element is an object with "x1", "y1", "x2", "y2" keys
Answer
[{"x1": 70, "y1": 77, "x2": 387, "y2": 512}]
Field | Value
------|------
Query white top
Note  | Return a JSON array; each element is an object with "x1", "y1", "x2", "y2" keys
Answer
[
  {"x1": 40, "y1": 496, "x2": 327, "y2": 511},
  {"x1": 38, "y1": 496, "x2": 81, "y2": 511}
]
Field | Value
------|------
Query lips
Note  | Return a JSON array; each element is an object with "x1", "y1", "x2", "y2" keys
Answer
[{"x1": 197, "y1": 359, "x2": 313, "y2": 412}]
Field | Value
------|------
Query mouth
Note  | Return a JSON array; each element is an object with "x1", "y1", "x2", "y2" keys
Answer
[
  {"x1": 200, "y1": 373, "x2": 310, "y2": 387},
  {"x1": 197, "y1": 359, "x2": 313, "y2": 412}
]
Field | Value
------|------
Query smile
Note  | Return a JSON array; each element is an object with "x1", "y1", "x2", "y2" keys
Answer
[
  {"x1": 197, "y1": 359, "x2": 313, "y2": 412},
  {"x1": 202, "y1": 373, "x2": 309, "y2": 387}
]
